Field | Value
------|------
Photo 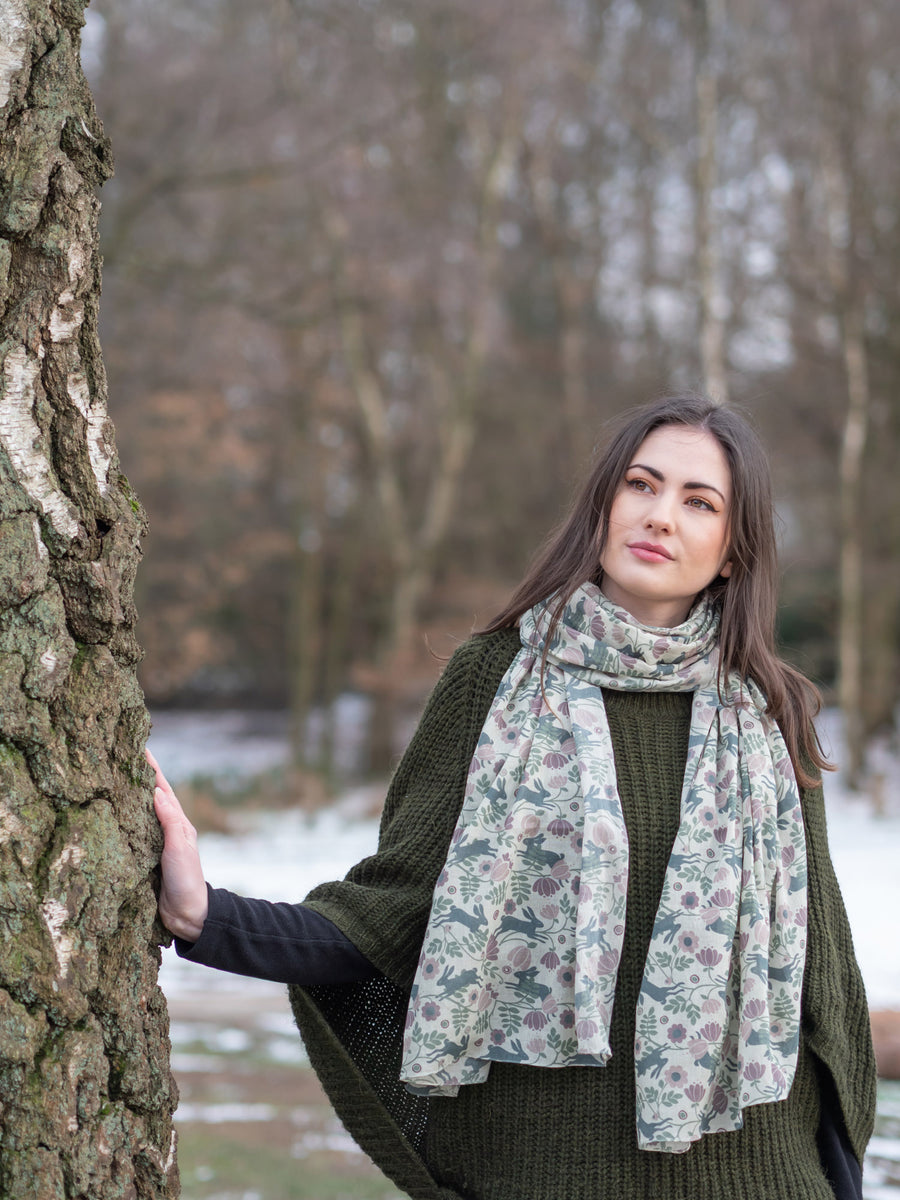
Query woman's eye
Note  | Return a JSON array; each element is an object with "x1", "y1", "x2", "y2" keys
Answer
[
  {"x1": 686, "y1": 496, "x2": 715, "y2": 512},
  {"x1": 626, "y1": 477, "x2": 651, "y2": 492}
]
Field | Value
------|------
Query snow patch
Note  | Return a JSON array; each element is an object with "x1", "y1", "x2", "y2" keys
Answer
[
  {"x1": 174, "y1": 1102, "x2": 276, "y2": 1124},
  {"x1": 170, "y1": 1052, "x2": 227, "y2": 1073},
  {"x1": 869, "y1": 1137, "x2": 900, "y2": 1162},
  {"x1": 0, "y1": 0, "x2": 28, "y2": 110},
  {"x1": 865, "y1": 1178, "x2": 900, "y2": 1200},
  {"x1": 39, "y1": 648, "x2": 58, "y2": 674},
  {"x1": 825, "y1": 801, "x2": 900, "y2": 1009},
  {"x1": 291, "y1": 1129, "x2": 362, "y2": 1158},
  {"x1": 0, "y1": 347, "x2": 79, "y2": 538}
]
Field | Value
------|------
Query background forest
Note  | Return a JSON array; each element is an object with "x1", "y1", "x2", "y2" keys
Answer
[{"x1": 84, "y1": 0, "x2": 900, "y2": 784}]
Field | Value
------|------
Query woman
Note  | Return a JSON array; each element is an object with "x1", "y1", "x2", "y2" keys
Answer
[{"x1": 153, "y1": 395, "x2": 876, "y2": 1200}]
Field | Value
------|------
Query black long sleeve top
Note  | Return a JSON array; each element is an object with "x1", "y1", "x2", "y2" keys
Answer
[{"x1": 175, "y1": 883, "x2": 377, "y2": 984}]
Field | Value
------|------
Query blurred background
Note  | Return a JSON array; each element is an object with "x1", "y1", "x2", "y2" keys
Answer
[
  {"x1": 83, "y1": 0, "x2": 899, "y2": 791},
  {"x1": 79, "y1": 3, "x2": 900, "y2": 1196}
]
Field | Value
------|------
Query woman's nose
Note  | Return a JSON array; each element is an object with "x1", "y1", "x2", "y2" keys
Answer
[{"x1": 644, "y1": 494, "x2": 676, "y2": 532}]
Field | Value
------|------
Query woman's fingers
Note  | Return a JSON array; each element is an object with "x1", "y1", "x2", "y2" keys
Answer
[
  {"x1": 147, "y1": 749, "x2": 196, "y2": 839},
  {"x1": 153, "y1": 784, "x2": 196, "y2": 844},
  {"x1": 146, "y1": 748, "x2": 209, "y2": 942},
  {"x1": 146, "y1": 747, "x2": 178, "y2": 804}
]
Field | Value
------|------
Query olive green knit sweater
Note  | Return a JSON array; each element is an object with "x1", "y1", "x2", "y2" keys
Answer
[{"x1": 290, "y1": 629, "x2": 876, "y2": 1200}]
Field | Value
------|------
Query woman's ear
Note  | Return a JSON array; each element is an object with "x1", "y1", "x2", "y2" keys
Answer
[{"x1": 719, "y1": 559, "x2": 733, "y2": 579}]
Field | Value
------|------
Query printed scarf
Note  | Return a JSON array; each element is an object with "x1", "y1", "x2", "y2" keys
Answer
[{"x1": 400, "y1": 584, "x2": 807, "y2": 1153}]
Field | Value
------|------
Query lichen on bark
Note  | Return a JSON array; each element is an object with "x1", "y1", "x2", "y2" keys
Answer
[{"x1": 0, "y1": 2, "x2": 177, "y2": 1196}]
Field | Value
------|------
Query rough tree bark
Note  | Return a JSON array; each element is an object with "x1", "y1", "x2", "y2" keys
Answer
[{"x1": 0, "y1": 3, "x2": 177, "y2": 1197}]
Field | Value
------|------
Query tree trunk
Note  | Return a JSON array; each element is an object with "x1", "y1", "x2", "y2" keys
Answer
[
  {"x1": 523, "y1": 146, "x2": 594, "y2": 473},
  {"x1": 0, "y1": 6, "x2": 176, "y2": 1197},
  {"x1": 820, "y1": 129, "x2": 869, "y2": 790},
  {"x1": 287, "y1": 386, "x2": 324, "y2": 768},
  {"x1": 837, "y1": 302, "x2": 868, "y2": 787},
  {"x1": 692, "y1": 0, "x2": 728, "y2": 404},
  {"x1": 318, "y1": 506, "x2": 363, "y2": 777}
]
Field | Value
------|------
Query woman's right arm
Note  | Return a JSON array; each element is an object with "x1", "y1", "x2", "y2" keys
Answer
[
  {"x1": 150, "y1": 628, "x2": 521, "y2": 988},
  {"x1": 149, "y1": 748, "x2": 376, "y2": 985}
]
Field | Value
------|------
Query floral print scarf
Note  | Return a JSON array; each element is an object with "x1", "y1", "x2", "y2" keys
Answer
[{"x1": 400, "y1": 584, "x2": 808, "y2": 1153}]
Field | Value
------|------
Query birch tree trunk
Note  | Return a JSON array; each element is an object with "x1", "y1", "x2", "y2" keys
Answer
[
  {"x1": 836, "y1": 304, "x2": 868, "y2": 788},
  {"x1": 0, "y1": 4, "x2": 177, "y2": 1196},
  {"x1": 523, "y1": 147, "x2": 593, "y2": 473},
  {"x1": 692, "y1": 0, "x2": 728, "y2": 404},
  {"x1": 820, "y1": 131, "x2": 869, "y2": 790}
]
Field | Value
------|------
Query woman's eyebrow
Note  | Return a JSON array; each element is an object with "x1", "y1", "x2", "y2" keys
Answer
[{"x1": 628, "y1": 462, "x2": 726, "y2": 503}]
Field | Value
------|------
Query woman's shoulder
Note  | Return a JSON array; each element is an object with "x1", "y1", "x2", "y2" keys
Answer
[
  {"x1": 384, "y1": 627, "x2": 522, "y2": 802},
  {"x1": 446, "y1": 625, "x2": 521, "y2": 668},
  {"x1": 434, "y1": 626, "x2": 522, "y2": 704}
]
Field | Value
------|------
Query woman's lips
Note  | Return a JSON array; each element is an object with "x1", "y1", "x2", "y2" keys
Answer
[{"x1": 628, "y1": 542, "x2": 673, "y2": 563}]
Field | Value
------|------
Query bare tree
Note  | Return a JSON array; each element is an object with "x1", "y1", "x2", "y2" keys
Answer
[
  {"x1": 86, "y1": 0, "x2": 900, "y2": 785},
  {"x1": 820, "y1": 130, "x2": 870, "y2": 789},
  {"x1": 769, "y1": 0, "x2": 889, "y2": 787},
  {"x1": 0, "y1": 3, "x2": 176, "y2": 1195},
  {"x1": 324, "y1": 100, "x2": 520, "y2": 766},
  {"x1": 691, "y1": 0, "x2": 729, "y2": 403}
]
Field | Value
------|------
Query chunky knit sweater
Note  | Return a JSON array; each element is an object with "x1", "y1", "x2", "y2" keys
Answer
[{"x1": 289, "y1": 628, "x2": 876, "y2": 1200}]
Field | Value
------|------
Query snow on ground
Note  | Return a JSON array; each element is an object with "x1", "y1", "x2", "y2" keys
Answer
[
  {"x1": 814, "y1": 709, "x2": 900, "y2": 1011},
  {"x1": 148, "y1": 696, "x2": 371, "y2": 789},
  {"x1": 148, "y1": 710, "x2": 292, "y2": 789},
  {"x1": 824, "y1": 799, "x2": 900, "y2": 1010}
]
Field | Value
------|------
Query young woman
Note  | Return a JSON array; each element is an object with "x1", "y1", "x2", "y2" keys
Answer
[{"x1": 152, "y1": 395, "x2": 876, "y2": 1200}]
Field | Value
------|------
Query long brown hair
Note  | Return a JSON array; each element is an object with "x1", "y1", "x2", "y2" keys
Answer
[{"x1": 481, "y1": 394, "x2": 830, "y2": 787}]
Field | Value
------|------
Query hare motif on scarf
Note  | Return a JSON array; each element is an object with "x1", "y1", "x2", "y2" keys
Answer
[{"x1": 400, "y1": 584, "x2": 807, "y2": 1153}]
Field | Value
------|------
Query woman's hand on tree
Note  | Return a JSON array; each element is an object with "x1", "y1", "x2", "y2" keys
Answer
[{"x1": 147, "y1": 748, "x2": 209, "y2": 942}]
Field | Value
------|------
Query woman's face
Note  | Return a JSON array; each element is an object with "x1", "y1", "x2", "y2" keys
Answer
[{"x1": 598, "y1": 424, "x2": 733, "y2": 628}]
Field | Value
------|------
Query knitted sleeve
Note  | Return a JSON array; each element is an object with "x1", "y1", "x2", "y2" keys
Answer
[
  {"x1": 302, "y1": 627, "x2": 522, "y2": 991},
  {"x1": 800, "y1": 775, "x2": 877, "y2": 1168}
]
